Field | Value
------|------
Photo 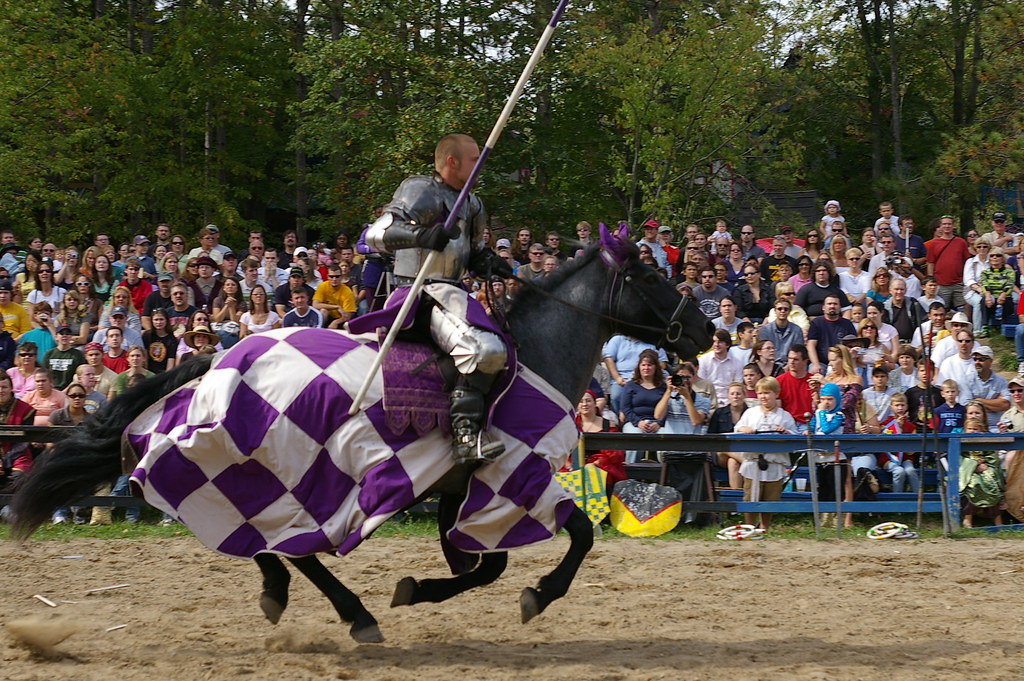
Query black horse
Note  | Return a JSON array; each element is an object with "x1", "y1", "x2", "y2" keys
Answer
[{"x1": 11, "y1": 226, "x2": 712, "y2": 642}]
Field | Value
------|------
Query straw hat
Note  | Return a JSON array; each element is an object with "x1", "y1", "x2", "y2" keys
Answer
[{"x1": 184, "y1": 325, "x2": 215, "y2": 350}]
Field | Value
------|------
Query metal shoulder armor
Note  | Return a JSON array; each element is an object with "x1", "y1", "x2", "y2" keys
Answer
[{"x1": 366, "y1": 175, "x2": 445, "y2": 253}]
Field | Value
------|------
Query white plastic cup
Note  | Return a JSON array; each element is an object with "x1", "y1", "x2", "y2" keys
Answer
[{"x1": 795, "y1": 478, "x2": 808, "y2": 492}]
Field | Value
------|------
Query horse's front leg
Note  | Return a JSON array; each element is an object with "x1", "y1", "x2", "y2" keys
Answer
[
  {"x1": 520, "y1": 504, "x2": 593, "y2": 623},
  {"x1": 254, "y1": 553, "x2": 291, "y2": 624},
  {"x1": 287, "y1": 555, "x2": 384, "y2": 644},
  {"x1": 391, "y1": 551, "x2": 508, "y2": 607}
]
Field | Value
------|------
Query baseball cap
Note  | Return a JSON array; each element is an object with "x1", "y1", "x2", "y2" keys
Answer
[
  {"x1": 157, "y1": 271, "x2": 175, "y2": 282},
  {"x1": 205, "y1": 224, "x2": 219, "y2": 234},
  {"x1": 1009, "y1": 377, "x2": 1024, "y2": 388},
  {"x1": 993, "y1": 212, "x2": 1008, "y2": 222},
  {"x1": 972, "y1": 346, "x2": 994, "y2": 359},
  {"x1": 110, "y1": 306, "x2": 128, "y2": 317},
  {"x1": 642, "y1": 219, "x2": 659, "y2": 230},
  {"x1": 780, "y1": 225, "x2": 793, "y2": 233},
  {"x1": 0, "y1": 280, "x2": 11, "y2": 291},
  {"x1": 294, "y1": 246, "x2": 309, "y2": 257},
  {"x1": 84, "y1": 342, "x2": 104, "y2": 353},
  {"x1": 289, "y1": 267, "x2": 304, "y2": 277},
  {"x1": 495, "y1": 238, "x2": 511, "y2": 249},
  {"x1": 194, "y1": 255, "x2": 217, "y2": 268},
  {"x1": 133, "y1": 235, "x2": 150, "y2": 245},
  {"x1": 55, "y1": 325, "x2": 72, "y2": 334},
  {"x1": 658, "y1": 225, "x2": 672, "y2": 234}
]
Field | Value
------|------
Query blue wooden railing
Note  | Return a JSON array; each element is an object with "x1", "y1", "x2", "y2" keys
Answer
[{"x1": 582, "y1": 432, "x2": 1024, "y2": 529}]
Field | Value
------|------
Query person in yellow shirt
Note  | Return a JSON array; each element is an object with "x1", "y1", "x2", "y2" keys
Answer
[
  {"x1": 312, "y1": 265, "x2": 356, "y2": 329},
  {"x1": 0, "y1": 281, "x2": 31, "y2": 337}
]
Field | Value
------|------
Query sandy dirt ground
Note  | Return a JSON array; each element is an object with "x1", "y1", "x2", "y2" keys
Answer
[{"x1": 3, "y1": 533, "x2": 1023, "y2": 681}]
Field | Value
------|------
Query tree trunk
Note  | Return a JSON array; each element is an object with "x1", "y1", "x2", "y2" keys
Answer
[
  {"x1": 886, "y1": 0, "x2": 903, "y2": 186},
  {"x1": 294, "y1": 0, "x2": 310, "y2": 244}
]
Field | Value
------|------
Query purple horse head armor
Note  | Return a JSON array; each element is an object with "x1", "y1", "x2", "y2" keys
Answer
[{"x1": 598, "y1": 222, "x2": 633, "y2": 270}]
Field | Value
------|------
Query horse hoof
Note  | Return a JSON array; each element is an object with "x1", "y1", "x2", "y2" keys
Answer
[
  {"x1": 390, "y1": 577, "x2": 417, "y2": 607},
  {"x1": 260, "y1": 594, "x2": 286, "y2": 624},
  {"x1": 351, "y1": 623, "x2": 384, "y2": 644},
  {"x1": 520, "y1": 587, "x2": 542, "y2": 624}
]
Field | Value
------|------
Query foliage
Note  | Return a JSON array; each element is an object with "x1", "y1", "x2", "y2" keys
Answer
[{"x1": 1, "y1": 0, "x2": 1022, "y2": 245}]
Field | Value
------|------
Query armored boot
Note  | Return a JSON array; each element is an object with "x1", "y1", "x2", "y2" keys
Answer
[{"x1": 450, "y1": 384, "x2": 505, "y2": 464}]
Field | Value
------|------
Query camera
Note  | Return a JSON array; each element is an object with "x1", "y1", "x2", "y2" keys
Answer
[
  {"x1": 885, "y1": 252, "x2": 907, "y2": 268},
  {"x1": 670, "y1": 374, "x2": 685, "y2": 387}
]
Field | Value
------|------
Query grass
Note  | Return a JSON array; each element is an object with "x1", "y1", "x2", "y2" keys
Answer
[
  {"x1": 987, "y1": 331, "x2": 1017, "y2": 373},
  {"x1": 3, "y1": 508, "x2": 1019, "y2": 544}
]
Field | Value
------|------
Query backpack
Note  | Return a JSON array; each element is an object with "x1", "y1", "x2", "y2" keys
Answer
[{"x1": 853, "y1": 468, "x2": 879, "y2": 501}]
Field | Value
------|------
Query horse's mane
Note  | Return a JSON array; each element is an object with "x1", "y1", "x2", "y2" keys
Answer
[{"x1": 507, "y1": 240, "x2": 638, "y2": 319}]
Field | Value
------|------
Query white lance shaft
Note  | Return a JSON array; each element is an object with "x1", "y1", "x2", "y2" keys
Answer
[{"x1": 348, "y1": 0, "x2": 572, "y2": 416}]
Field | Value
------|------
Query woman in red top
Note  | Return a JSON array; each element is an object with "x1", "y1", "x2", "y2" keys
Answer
[{"x1": 571, "y1": 390, "x2": 625, "y2": 492}]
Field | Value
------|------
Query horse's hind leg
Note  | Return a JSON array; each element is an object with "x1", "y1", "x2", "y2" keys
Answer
[
  {"x1": 391, "y1": 552, "x2": 508, "y2": 607},
  {"x1": 520, "y1": 505, "x2": 593, "y2": 624},
  {"x1": 287, "y1": 555, "x2": 383, "y2": 644},
  {"x1": 254, "y1": 553, "x2": 290, "y2": 624}
]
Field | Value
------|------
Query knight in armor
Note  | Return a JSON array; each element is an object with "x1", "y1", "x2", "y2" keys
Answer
[{"x1": 365, "y1": 134, "x2": 512, "y2": 463}]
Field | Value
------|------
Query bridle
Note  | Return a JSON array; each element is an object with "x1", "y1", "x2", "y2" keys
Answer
[{"x1": 513, "y1": 250, "x2": 691, "y2": 349}]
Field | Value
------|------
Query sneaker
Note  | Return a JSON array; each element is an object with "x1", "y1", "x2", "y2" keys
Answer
[
  {"x1": 977, "y1": 328, "x2": 989, "y2": 338},
  {"x1": 158, "y1": 517, "x2": 176, "y2": 527},
  {"x1": 1017, "y1": 361, "x2": 1024, "y2": 375}
]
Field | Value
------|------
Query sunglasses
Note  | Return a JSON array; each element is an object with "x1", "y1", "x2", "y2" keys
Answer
[
  {"x1": 957, "y1": 339, "x2": 973, "y2": 344},
  {"x1": 172, "y1": 241, "x2": 185, "y2": 246},
  {"x1": 1011, "y1": 389, "x2": 1024, "y2": 394},
  {"x1": 19, "y1": 353, "x2": 33, "y2": 357},
  {"x1": 39, "y1": 269, "x2": 52, "y2": 274},
  {"x1": 328, "y1": 274, "x2": 342, "y2": 279},
  {"x1": 76, "y1": 281, "x2": 90, "y2": 286},
  {"x1": 741, "y1": 231, "x2": 754, "y2": 236},
  {"x1": 67, "y1": 393, "x2": 86, "y2": 398}
]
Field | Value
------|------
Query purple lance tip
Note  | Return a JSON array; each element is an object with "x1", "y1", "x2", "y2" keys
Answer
[{"x1": 549, "y1": 0, "x2": 570, "y2": 27}]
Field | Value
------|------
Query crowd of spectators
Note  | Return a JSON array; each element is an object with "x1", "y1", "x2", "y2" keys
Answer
[{"x1": 574, "y1": 205, "x2": 1023, "y2": 528}]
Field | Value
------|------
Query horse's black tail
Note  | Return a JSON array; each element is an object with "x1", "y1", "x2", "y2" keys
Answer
[{"x1": 10, "y1": 354, "x2": 216, "y2": 538}]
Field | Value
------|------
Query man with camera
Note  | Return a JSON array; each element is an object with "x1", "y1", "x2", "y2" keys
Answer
[{"x1": 868, "y1": 233, "x2": 913, "y2": 277}]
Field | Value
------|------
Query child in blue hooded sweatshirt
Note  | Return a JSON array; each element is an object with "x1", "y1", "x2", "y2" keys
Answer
[{"x1": 809, "y1": 382, "x2": 854, "y2": 527}]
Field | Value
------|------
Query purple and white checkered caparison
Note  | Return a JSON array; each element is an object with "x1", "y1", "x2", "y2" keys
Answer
[{"x1": 127, "y1": 327, "x2": 577, "y2": 565}]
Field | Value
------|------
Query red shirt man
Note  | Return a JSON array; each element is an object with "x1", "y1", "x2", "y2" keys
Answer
[
  {"x1": 777, "y1": 344, "x2": 819, "y2": 428},
  {"x1": 925, "y1": 216, "x2": 971, "y2": 286}
]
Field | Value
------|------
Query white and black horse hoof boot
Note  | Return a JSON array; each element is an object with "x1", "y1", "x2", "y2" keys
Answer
[{"x1": 451, "y1": 386, "x2": 504, "y2": 464}]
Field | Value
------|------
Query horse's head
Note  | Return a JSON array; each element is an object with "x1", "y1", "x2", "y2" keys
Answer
[{"x1": 599, "y1": 222, "x2": 713, "y2": 359}]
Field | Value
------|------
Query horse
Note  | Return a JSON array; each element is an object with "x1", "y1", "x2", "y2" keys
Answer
[{"x1": 11, "y1": 226, "x2": 712, "y2": 643}]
